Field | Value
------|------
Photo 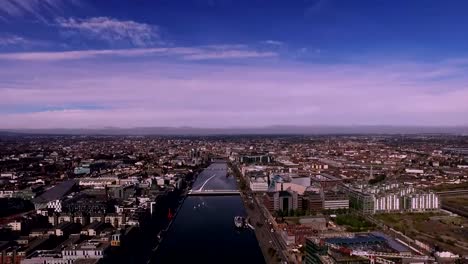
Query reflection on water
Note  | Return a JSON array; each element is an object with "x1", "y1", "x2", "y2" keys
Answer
[{"x1": 151, "y1": 196, "x2": 265, "y2": 264}]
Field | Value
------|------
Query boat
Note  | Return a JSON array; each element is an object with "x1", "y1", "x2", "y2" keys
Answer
[{"x1": 234, "y1": 216, "x2": 245, "y2": 228}]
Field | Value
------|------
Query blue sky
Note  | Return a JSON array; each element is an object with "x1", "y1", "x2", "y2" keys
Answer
[{"x1": 1, "y1": 0, "x2": 468, "y2": 128}]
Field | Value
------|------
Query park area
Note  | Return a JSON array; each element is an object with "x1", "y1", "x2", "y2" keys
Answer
[
  {"x1": 334, "y1": 214, "x2": 376, "y2": 232},
  {"x1": 375, "y1": 212, "x2": 468, "y2": 255}
]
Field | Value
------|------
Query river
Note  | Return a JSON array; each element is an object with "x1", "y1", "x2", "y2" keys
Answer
[{"x1": 150, "y1": 162, "x2": 265, "y2": 263}]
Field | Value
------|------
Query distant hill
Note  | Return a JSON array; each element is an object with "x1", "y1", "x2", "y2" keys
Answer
[
  {"x1": 0, "y1": 131, "x2": 26, "y2": 136},
  {"x1": 1, "y1": 125, "x2": 468, "y2": 136}
]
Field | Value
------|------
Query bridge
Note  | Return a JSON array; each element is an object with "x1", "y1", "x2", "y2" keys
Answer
[{"x1": 190, "y1": 162, "x2": 239, "y2": 196}]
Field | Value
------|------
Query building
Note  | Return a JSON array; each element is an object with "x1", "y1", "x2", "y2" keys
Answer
[
  {"x1": 78, "y1": 177, "x2": 118, "y2": 188},
  {"x1": 278, "y1": 191, "x2": 295, "y2": 212},
  {"x1": 346, "y1": 183, "x2": 440, "y2": 214},
  {"x1": 62, "y1": 240, "x2": 109, "y2": 261},
  {"x1": 80, "y1": 222, "x2": 106, "y2": 237},
  {"x1": 238, "y1": 153, "x2": 273, "y2": 164},
  {"x1": 63, "y1": 197, "x2": 110, "y2": 215},
  {"x1": 0, "y1": 190, "x2": 14, "y2": 198},
  {"x1": 311, "y1": 174, "x2": 343, "y2": 190},
  {"x1": 7, "y1": 221, "x2": 22, "y2": 231},
  {"x1": 74, "y1": 165, "x2": 91, "y2": 175},
  {"x1": 347, "y1": 188, "x2": 375, "y2": 214},
  {"x1": 20, "y1": 250, "x2": 66, "y2": 264},
  {"x1": 262, "y1": 188, "x2": 301, "y2": 213},
  {"x1": 249, "y1": 176, "x2": 269, "y2": 192},
  {"x1": 305, "y1": 238, "x2": 329, "y2": 264},
  {"x1": 262, "y1": 192, "x2": 275, "y2": 212},
  {"x1": 405, "y1": 192, "x2": 440, "y2": 212},
  {"x1": 108, "y1": 185, "x2": 134, "y2": 200},
  {"x1": 405, "y1": 169, "x2": 424, "y2": 174},
  {"x1": 302, "y1": 191, "x2": 323, "y2": 213},
  {"x1": 32, "y1": 180, "x2": 76, "y2": 213},
  {"x1": 374, "y1": 193, "x2": 400, "y2": 212},
  {"x1": 104, "y1": 213, "x2": 126, "y2": 228},
  {"x1": 322, "y1": 191, "x2": 349, "y2": 210},
  {"x1": 54, "y1": 222, "x2": 80, "y2": 237}
]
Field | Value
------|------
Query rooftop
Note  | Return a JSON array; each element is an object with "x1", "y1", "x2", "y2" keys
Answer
[{"x1": 33, "y1": 180, "x2": 76, "y2": 203}]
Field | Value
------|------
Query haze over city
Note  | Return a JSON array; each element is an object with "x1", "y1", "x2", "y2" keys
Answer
[{"x1": 1, "y1": 0, "x2": 468, "y2": 129}]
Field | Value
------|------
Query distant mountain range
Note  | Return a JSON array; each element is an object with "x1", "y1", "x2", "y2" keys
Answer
[{"x1": 1, "y1": 125, "x2": 468, "y2": 136}]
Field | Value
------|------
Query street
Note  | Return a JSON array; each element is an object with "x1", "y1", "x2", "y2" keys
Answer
[{"x1": 242, "y1": 190, "x2": 292, "y2": 264}]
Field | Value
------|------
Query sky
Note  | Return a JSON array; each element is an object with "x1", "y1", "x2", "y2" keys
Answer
[{"x1": 1, "y1": 0, "x2": 468, "y2": 129}]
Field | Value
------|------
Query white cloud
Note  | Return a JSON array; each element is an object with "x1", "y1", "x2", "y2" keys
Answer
[
  {"x1": 0, "y1": 48, "x2": 168, "y2": 61},
  {"x1": 263, "y1": 40, "x2": 283, "y2": 46},
  {"x1": 0, "y1": 46, "x2": 277, "y2": 61},
  {"x1": 183, "y1": 50, "x2": 277, "y2": 60},
  {"x1": 56, "y1": 17, "x2": 162, "y2": 47}
]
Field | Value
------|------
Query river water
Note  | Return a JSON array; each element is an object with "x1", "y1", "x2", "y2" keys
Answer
[{"x1": 150, "y1": 162, "x2": 265, "y2": 264}]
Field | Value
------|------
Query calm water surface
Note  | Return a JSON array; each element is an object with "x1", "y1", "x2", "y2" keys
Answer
[{"x1": 151, "y1": 162, "x2": 265, "y2": 264}]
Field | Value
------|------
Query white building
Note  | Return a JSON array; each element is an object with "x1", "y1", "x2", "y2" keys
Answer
[
  {"x1": 374, "y1": 193, "x2": 400, "y2": 212},
  {"x1": 347, "y1": 182, "x2": 440, "y2": 214},
  {"x1": 62, "y1": 240, "x2": 109, "y2": 261},
  {"x1": 0, "y1": 190, "x2": 14, "y2": 198},
  {"x1": 408, "y1": 192, "x2": 440, "y2": 212},
  {"x1": 405, "y1": 169, "x2": 424, "y2": 174},
  {"x1": 78, "y1": 177, "x2": 118, "y2": 188},
  {"x1": 7, "y1": 221, "x2": 21, "y2": 231},
  {"x1": 373, "y1": 191, "x2": 439, "y2": 213},
  {"x1": 21, "y1": 252, "x2": 72, "y2": 264},
  {"x1": 250, "y1": 177, "x2": 268, "y2": 192}
]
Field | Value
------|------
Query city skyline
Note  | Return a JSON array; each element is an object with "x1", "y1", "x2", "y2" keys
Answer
[{"x1": 1, "y1": 0, "x2": 468, "y2": 128}]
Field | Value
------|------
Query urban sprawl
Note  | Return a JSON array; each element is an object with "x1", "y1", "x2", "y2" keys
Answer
[{"x1": 1, "y1": 135, "x2": 467, "y2": 264}]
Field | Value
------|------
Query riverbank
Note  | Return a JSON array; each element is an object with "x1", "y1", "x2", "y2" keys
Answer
[{"x1": 229, "y1": 162, "x2": 290, "y2": 264}]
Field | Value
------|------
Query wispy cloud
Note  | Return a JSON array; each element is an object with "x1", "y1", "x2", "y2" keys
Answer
[
  {"x1": 183, "y1": 50, "x2": 277, "y2": 60},
  {"x1": 0, "y1": 49, "x2": 162, "y2": 61},
  {"x1": 262, "y1": 40, "x2": 283, "y2": 46},
  {"x1": 0, "y1": 35, "x2": 28, "y2": 46},
  {"x1": 0, "y1": 0, "x2": 81, "y2": 22},
  {"x1": 56, "y1": 17, "x2": 162, "y2": 47},
  {"x1": 0, "y1": 46, "x2": 278, "y2": 61},
  {"x1": 0, "y1": 34, "x2": 51, "y2": 49}
]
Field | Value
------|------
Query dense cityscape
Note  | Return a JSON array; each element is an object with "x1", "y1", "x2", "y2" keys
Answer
[
  {"x1": 2, "y1": 0, "x2": 468, "y2": 263},
  {"x1": 0, "y1": 134, "x2": 467, "y2": 263}
]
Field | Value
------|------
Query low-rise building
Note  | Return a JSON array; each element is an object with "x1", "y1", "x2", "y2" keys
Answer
[
  {"x1": 62, "y1": 240, "x2": 110, "y2": 261},
  {"x1": 249, "y1": 176, "x2": 269, "y2": 192}
]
